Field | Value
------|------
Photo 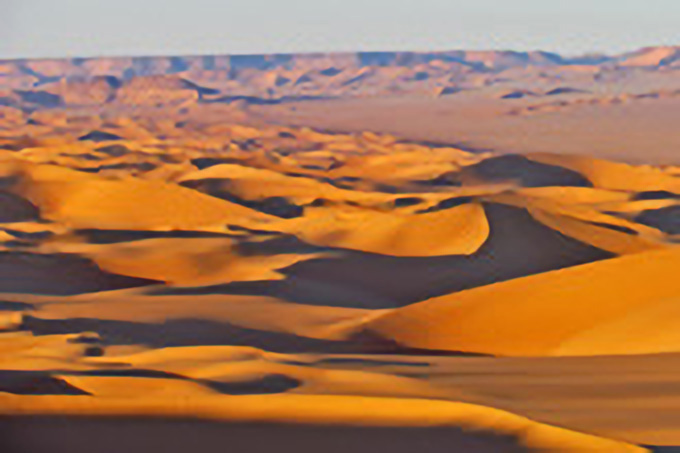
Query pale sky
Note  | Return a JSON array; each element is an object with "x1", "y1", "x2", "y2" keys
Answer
[{"x1": 1, "y1": 0, "x2": 678, "y2": 59}]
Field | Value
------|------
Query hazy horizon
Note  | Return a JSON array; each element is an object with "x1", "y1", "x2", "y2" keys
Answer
[{"x1": 1, "y1": 0, "x2": 678, "y2": 60}]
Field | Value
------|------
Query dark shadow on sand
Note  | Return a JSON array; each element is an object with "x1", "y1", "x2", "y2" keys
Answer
[
  {"x1": 0, "y1": 371, "x2": 90, "y2": 396},
  {"x1": 20, "y1": 316, "x2": 389, "y2": 354},
  {"x1": 149, "y1": 203, "x2": 614, "y2": 309},
  {"x1": 0, "y1": 416, "x2": 528, "y2": 453},
  {"x1": 0, "y1": 252, "x2": 160, "y2": 295}
]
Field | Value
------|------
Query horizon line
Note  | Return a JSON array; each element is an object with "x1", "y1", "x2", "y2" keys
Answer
[{"x1": 1, "y1": 44, "x2": 677, "y2": 63}]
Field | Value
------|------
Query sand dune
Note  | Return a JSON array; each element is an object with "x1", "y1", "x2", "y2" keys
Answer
[
  {"x1": 365, "y1": 247, "x2": 680, "y2": 356},
  {"x1": 0, "y1": 252, "x2": 159, "y2": 295},
  {"x1": 3, "y1": 162, "x2": 278, "y2": 230},
  {"x1": 618, "y1": 46, "x2": 680, "y2": 67},
  {"x1": 527, "y1": 153, "x2": 680, "y2": 193},
  {"x1": 0, "y1": 394, "x2": 646, "y2": 452},
  {"x1": 3, "y1": 49, "x2": 680, "y2": 452},
  {"x1": 281, "y1": 202, "x2": 490, "y2": 256},
  {"x1": 0, "y1": 191, "x2": 39, "y2": 222},
  {"x1": 46, "y1": 237, "x2": 326, "y2": 286}
]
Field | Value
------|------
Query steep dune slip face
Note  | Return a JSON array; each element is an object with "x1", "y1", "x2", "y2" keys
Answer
[
  {"x1": 3, "y1": 50, "x2": 680, "y2": 452},
  {"x1": 364, "y1": 247, "x2": 680, "y2": 357},
  {"x1": 0, "y1": 252, "x2": 160, "y2": 295},
  {"x1": 219, "y1": 201, "x2": 615, "y2": 310},
  {"x1": 0, "y1": 191, "x2": 40, "y2": 223}
]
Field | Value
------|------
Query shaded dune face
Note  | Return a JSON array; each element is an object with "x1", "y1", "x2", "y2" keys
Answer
[
  {"x1": 0, "y1": 417, "x2": 527, "y2": 453},
  {"x1": 19, "y1": 316, "x2": 386, "y2": 354},
  {"x1": 0, "y1": 192, "x2": 40, "y2": 222},
  {"x1": 636, "y1": 206, "x2": 680, "y2": 235},
  {"x1": 180, "y1": 178, "x2": 305, "y2": 218},
  {"x1": 73, "y1": 229, "x2": 237, "y2": 244},
  {"x1": 633, "y1": 191, "x2": 680, "y2": 201},
  {"x1": 0, "y1": 371, "x2": 90, "y2": 396},
  {"x1": 13, "y1": 90, "x2": 63, "y2": 108},
  {"x1": 463, "y1": 155, "x2": 593, "y2": 188},
  {"x1": 78, "y1": 130, "x2": 124, "y2": 142},
  {"x1": 0, "y1": 252, "x2": 160, "y2": 295},
  {"x1": 156, "y1": 202, "x2": 612, "y2": 309},
  {"x1": 190, "y1": 157, "x2": 244, "y2": 170},
  {"x1": 1, "y1": 367, "x2": 300, "y2": 397}
]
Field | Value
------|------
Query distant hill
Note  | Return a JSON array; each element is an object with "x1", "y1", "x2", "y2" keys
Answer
[{"x1": 0, "y1": 46, "x2": 678, "y2": 106}]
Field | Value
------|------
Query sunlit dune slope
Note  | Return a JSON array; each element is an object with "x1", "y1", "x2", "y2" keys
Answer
[
  {"x1": 280, "y1": 202, "x2": 489, "y2": 256},
  {"x1": 45, "y1": 237, "x2": 327, "y2": 286},
  {"x1": 365, "y1": 247, "x2": 680, "y2": 356},
  {"x1": 528, "y1": 153, "x2": 680, "y2": 194},
  {"x1": 21, "y1": 290, "x2": 374, "y2": 344},
  {"x1": 2, "y1": 161, "x2": 277, "y2": 230},
  {"x1": 0, "y1": 393, "x2": 644, "y2": 452}
]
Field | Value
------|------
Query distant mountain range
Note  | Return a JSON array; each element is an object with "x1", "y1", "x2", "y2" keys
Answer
[{"x1": 1, "y1": 46, "x2": 678, "y2": 109}]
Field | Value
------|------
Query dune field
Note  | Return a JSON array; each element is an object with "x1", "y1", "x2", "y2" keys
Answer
[{"x1": 1, "y1": 48, "x2": 680, "y2": 452}]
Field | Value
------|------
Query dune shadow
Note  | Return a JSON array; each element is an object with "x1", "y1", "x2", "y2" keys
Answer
[
  {"x1": 189, "y1": 157, "x2": 244, "y2": 170},
  {"x1": 151, "y1": 203, "x2": 614, "y2": 309},
  {"x1": 417, "y1": 196, "x2": 475, "y2": 213},
  {"x1": 202, "y1": 374, "x2": 300, "y2": 395},
  {"x1": 64, "y1": 369, "x2": 301, "y2": 396},
  {"x1": 203, "y1": 94, "x2": 332, "y2": 105},
  {"x1": 585, "y1": 221, "x2": 639, "y2": 235},
  {"x1": 78, "y1": 162, "x2": 158, "y2": 174},
  {"x1": 22, "y1": 314, "x2": 481, "y2": 357},
  {"x1": 0, "y1": 300, "x2": 36, "y2": 311},
  {"x1": 544, "y1": 87, "x2": 589, "y2": 96},
  {"x1": 0, "y1": 252, "x2": 160, "y2": 295},
  {"x1": 13, "y1": 90, "x2": 63, "y2": 108},
  {"x1": 0, "y1": 192, "x2": 41, "y2": 223},
  {"x1": 0, "y1": 416, "x2": 528, "y2": 453},
  {"x1": 95, "y1": 144, "x2": 132, "y2": 157},
  {"x1": 636, "y1": 206, "x2": 680, "y2": 235},
  {"x1": 633, "y1": 190, "x2": 680, "y2": 201},
  {"x1": 19, "y1": 316, "x2": 390, "y2": 354},
  {"x1": 78, "y1": 130, "x2": 124, "y2": 142},
  {"x1": 464, "y1": 154, "x2": 593, "y2": 188},
  {"x1": 0, "y1": 367, "x2": 299, "y2": 397},
  {"x1": 180, "y1": 179, "x2": 304, "y2": 218},
  {"x1": 310, "y1": 357, "x2": 430, "y2": 368},
  {"x1": 74, "y1": 229, "x2": 237, "y2": 244},
  {"x1": 0, "y1": 370, "x2": 89, "y2": 396}
]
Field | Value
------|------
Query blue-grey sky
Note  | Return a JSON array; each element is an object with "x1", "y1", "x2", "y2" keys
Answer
[{"x1": 1, "y1": 0, "x2": 677, "y2": 59}]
